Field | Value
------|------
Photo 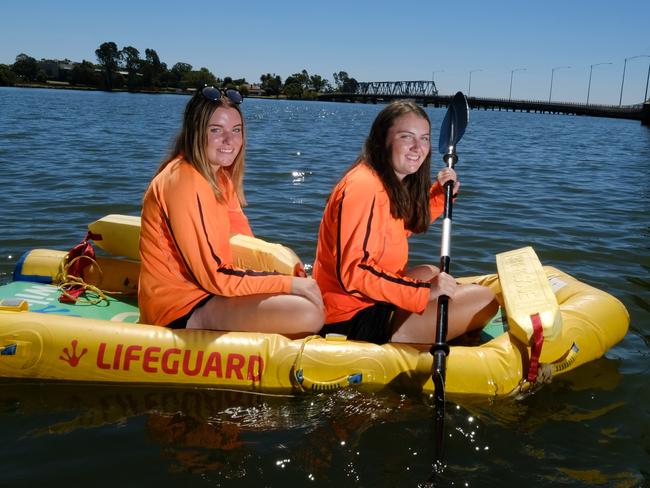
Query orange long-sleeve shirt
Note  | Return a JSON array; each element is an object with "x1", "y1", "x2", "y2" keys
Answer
[
  {"x1": 313, "y1": 162, "x2": 446, "y2": 324},
  {"x1": 138, "y1": 157, "x2": 292, "y2": 326}
]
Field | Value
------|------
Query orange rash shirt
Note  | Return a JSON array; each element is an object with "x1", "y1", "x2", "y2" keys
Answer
[
  {"x1": 138, "y1": 157, "x2": 292, "y2": 326},
  {"x1": 313, "y1": 162, "x2": 446, "y2": 324}
]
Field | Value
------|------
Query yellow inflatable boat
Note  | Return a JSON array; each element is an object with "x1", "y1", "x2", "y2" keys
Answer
[{"x1": 0, "y1": 215, "x2": 629, "y2": 397}]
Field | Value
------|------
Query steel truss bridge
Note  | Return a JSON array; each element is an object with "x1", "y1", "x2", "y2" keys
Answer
[{"x1": 356, "y1": 80, "x2": 438, "y2": 97}]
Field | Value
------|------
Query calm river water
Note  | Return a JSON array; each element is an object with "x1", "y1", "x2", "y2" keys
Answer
[{"x1": 0, "y1": 87, "x2": 648, "y2": 487}]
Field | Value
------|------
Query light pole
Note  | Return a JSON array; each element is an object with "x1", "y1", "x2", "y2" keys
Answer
[
  {"x1": 508, "y1": 68, "x2": 526, "y2": 102},
  {"x1": 432, "y1": 70, "x2": 444, "y2": 92},
  {"x1": 468, "y1": 69, "x2": 483, "y2": 97},
  {"x1": 645, "y1": 61, "x2": 650, "y2": 102},
  {"x1": 586, "y1": 62, "x2": 612, "y2": 105},
  {"x1": 619, "y1": 55, "x2": 650, "y2": 106},
  {"x1": 549, "y1": 66, "x2": 571, "y2": 102}
]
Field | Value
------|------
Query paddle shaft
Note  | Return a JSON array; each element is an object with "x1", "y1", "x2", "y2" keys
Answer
[{"x1": 431, "y1": 152, "x2": 457, "y2": 402}]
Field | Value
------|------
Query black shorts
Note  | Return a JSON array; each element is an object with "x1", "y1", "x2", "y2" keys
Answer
[
  {"x1": 319, "y1": 303, "x2": 396, "y2": 345},
  {"x1": 166, "y1": 295, "x2": 212, "y2": 329}
]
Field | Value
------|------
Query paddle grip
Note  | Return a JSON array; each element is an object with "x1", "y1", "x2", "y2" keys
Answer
[
  {"x1": 439, "y1": 255, "x2": 450, "y2": 274},
  {"x1": 442, "y1": 152, "x2": 457, "y2": 168},
  {"x1": 432, "y1": 296, "x2": 450, "y2": 354},
  {"x1": 432, "y1": 350, "x2": 447, "y2": 403}
]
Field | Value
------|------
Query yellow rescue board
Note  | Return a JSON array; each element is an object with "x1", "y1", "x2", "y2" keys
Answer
[
  {"x1": 88, "y1": 214, "x2": 303, "y2": 276},
  {"x1": 496, "y1": 247, "x2": 562, "y2": 343},
  {"x1": 88, "y1": 214, "x2": 141, "y2": 260}
]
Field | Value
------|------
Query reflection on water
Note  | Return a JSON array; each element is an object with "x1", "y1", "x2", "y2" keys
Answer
[
  {"x1": 0, "y1": 381, "x2": 430, "y2": 483},
  {"x1": 0, "y1": 359, "x2": 639, "y2": 487}
]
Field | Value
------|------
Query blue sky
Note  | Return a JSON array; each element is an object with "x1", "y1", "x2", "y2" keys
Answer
[{"x1": 2, "y1": 0, "x2": 650, "y2": 105}]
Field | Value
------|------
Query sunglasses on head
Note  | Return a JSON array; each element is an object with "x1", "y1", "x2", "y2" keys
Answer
[{"x1": 200, "y1": 86, "x2": 243, "y2": 105}]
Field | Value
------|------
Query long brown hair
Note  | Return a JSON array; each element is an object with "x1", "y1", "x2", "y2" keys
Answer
[
  {"x1": 360, "y1": 100, "x2": 432, "y2": 233},
  {"x1": 157, "y1": 90, "x2": 247, "y2": 205}
]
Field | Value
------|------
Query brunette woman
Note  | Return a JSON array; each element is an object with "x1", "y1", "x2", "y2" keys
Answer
[{"x1": 313, "y1": 101, "x2": 497, "y2": 344}]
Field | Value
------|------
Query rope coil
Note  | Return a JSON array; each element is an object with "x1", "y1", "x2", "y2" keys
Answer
[
  {"x1": 56, "y1": 247, "x2": 132, "y2": 305},
  {"x1": 57, "y1": 253, "x2": 108, "y2": 305}
]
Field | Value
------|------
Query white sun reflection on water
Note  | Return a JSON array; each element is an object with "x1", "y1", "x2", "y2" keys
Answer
[
  {"x1": 291, "y1": 170, "x2": 307, "y2": 184},
  {"x1": 449, "y1": 409, "x2": 492, "y2": 454}
]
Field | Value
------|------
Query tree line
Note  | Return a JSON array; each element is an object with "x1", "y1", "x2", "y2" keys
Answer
[{"x1": 0, "y1": 41, "x2": 360, "y2": 98}]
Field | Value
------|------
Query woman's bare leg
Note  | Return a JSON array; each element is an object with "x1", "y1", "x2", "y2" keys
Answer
[
  {"x1": 389, "y1": 265, "x2": 498, "y2": 344},
  {"x1": 186, "y1": 294, "x2": 324, "y2": 337}
]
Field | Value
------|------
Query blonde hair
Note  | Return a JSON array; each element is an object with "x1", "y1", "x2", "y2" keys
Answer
[{"x1": 157, "y1": 91, "x2": 247, "y2": 205}]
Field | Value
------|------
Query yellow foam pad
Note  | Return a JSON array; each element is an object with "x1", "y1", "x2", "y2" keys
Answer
[
  {"x1": 496, "y1": 247, "x2": 562, "y2": 344},
  {"x1": 230, "y1": 234, "x2": 303, "y2": 276}
]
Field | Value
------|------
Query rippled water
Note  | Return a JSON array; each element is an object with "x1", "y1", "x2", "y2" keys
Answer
[{"x1": 1, "y1": 87, "x2": 648, "y2": 486}]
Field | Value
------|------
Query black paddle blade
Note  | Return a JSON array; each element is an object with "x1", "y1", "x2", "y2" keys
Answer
[{"x1": 438, "y1": 91, "x2": 469, "y2": 154}]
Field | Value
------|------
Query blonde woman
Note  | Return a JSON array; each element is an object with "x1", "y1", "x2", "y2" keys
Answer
[{"x1": 139, "y1": 87, "x2": 323, "y2": 335}]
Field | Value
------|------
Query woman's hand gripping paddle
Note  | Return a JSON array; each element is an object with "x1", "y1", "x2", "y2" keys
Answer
[{"x1": 430, "y1": 91, "x2": 469, "y2": 476}]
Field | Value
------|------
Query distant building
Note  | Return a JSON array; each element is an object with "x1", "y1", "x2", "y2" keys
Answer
[
  {"x1": 245, "y1": 83, "x2": 263, "y2": 96},
  {"x1": 38, "y1": 58, "x2": 75, "y2": 81}
]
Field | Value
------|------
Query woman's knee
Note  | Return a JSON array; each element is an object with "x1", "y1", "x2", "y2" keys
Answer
[
  {"x1": 479, "y1": 288, "x2": 500, "y2": 321},
  {"x1": 293, "y1": 301, "x2": 324, "y2": 333},
  {"x1": 473, "y1": 284, "x2": 499, "y2": 309},
  {"x1": 459, "y1": 284, "x2": 499, "y2": 325}
]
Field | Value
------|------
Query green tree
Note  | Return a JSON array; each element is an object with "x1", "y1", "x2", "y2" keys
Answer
[
  {"x1": 121, "y1": 46, "x2": 141, "y2": 91},
  {"x1": 112, "y1": 71, "x2": 126, "y2": 89},
  {"x1": 283, "y1": 81, "x2": 302, "y2": 99},
  {"x1": 283, "y1": 70, "x2": 310, "y2": 98},
  {"x1": 332, "y1": 71, "x2": 344, "y2": 90},
  {"x1": 298, "y1": 69, "x2": 310, "y2": 91},
  {"x1": 35, "y1": 70, "x2": 48, "y2": 83},
  {"x1": 12, "y1": 53, "x2": 39, "y2": 81},
  {"x1": 159, "y1": 69, "x2": 177, "y2": 88},
  {"x1": 172, "y1": 62, "x2": 192, "y2": 73},
  {"x1": 333, "y1": 70, "x2": 359, "y2": 93},
  {"x1": 0, "y1": 64, "x2": 17, "y2": 86},
  {"x1": 95, "y1": 42, "x2": 121, "y2": 91},
  {"x1": 170, "y1": 62, "x2": 192, "y2": 88},
  {"x1": 309, "y1": 74, "x2": 329, "y2": 93},
  {"x1": 141, "y1": 48, "x2": 165, "y2": 88},
  {"x1": 38, "y1": 58, "x2": 59, "y2": 80},
  {"x1": 181, "y1": 67, "x2": 217, "y2": 89},
  {"x1": 260, "y1": 73, "x2": 282, "y2": 97},
  {"x1": 70, "y1": 60, "x2": 99, "y2": 86}
]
